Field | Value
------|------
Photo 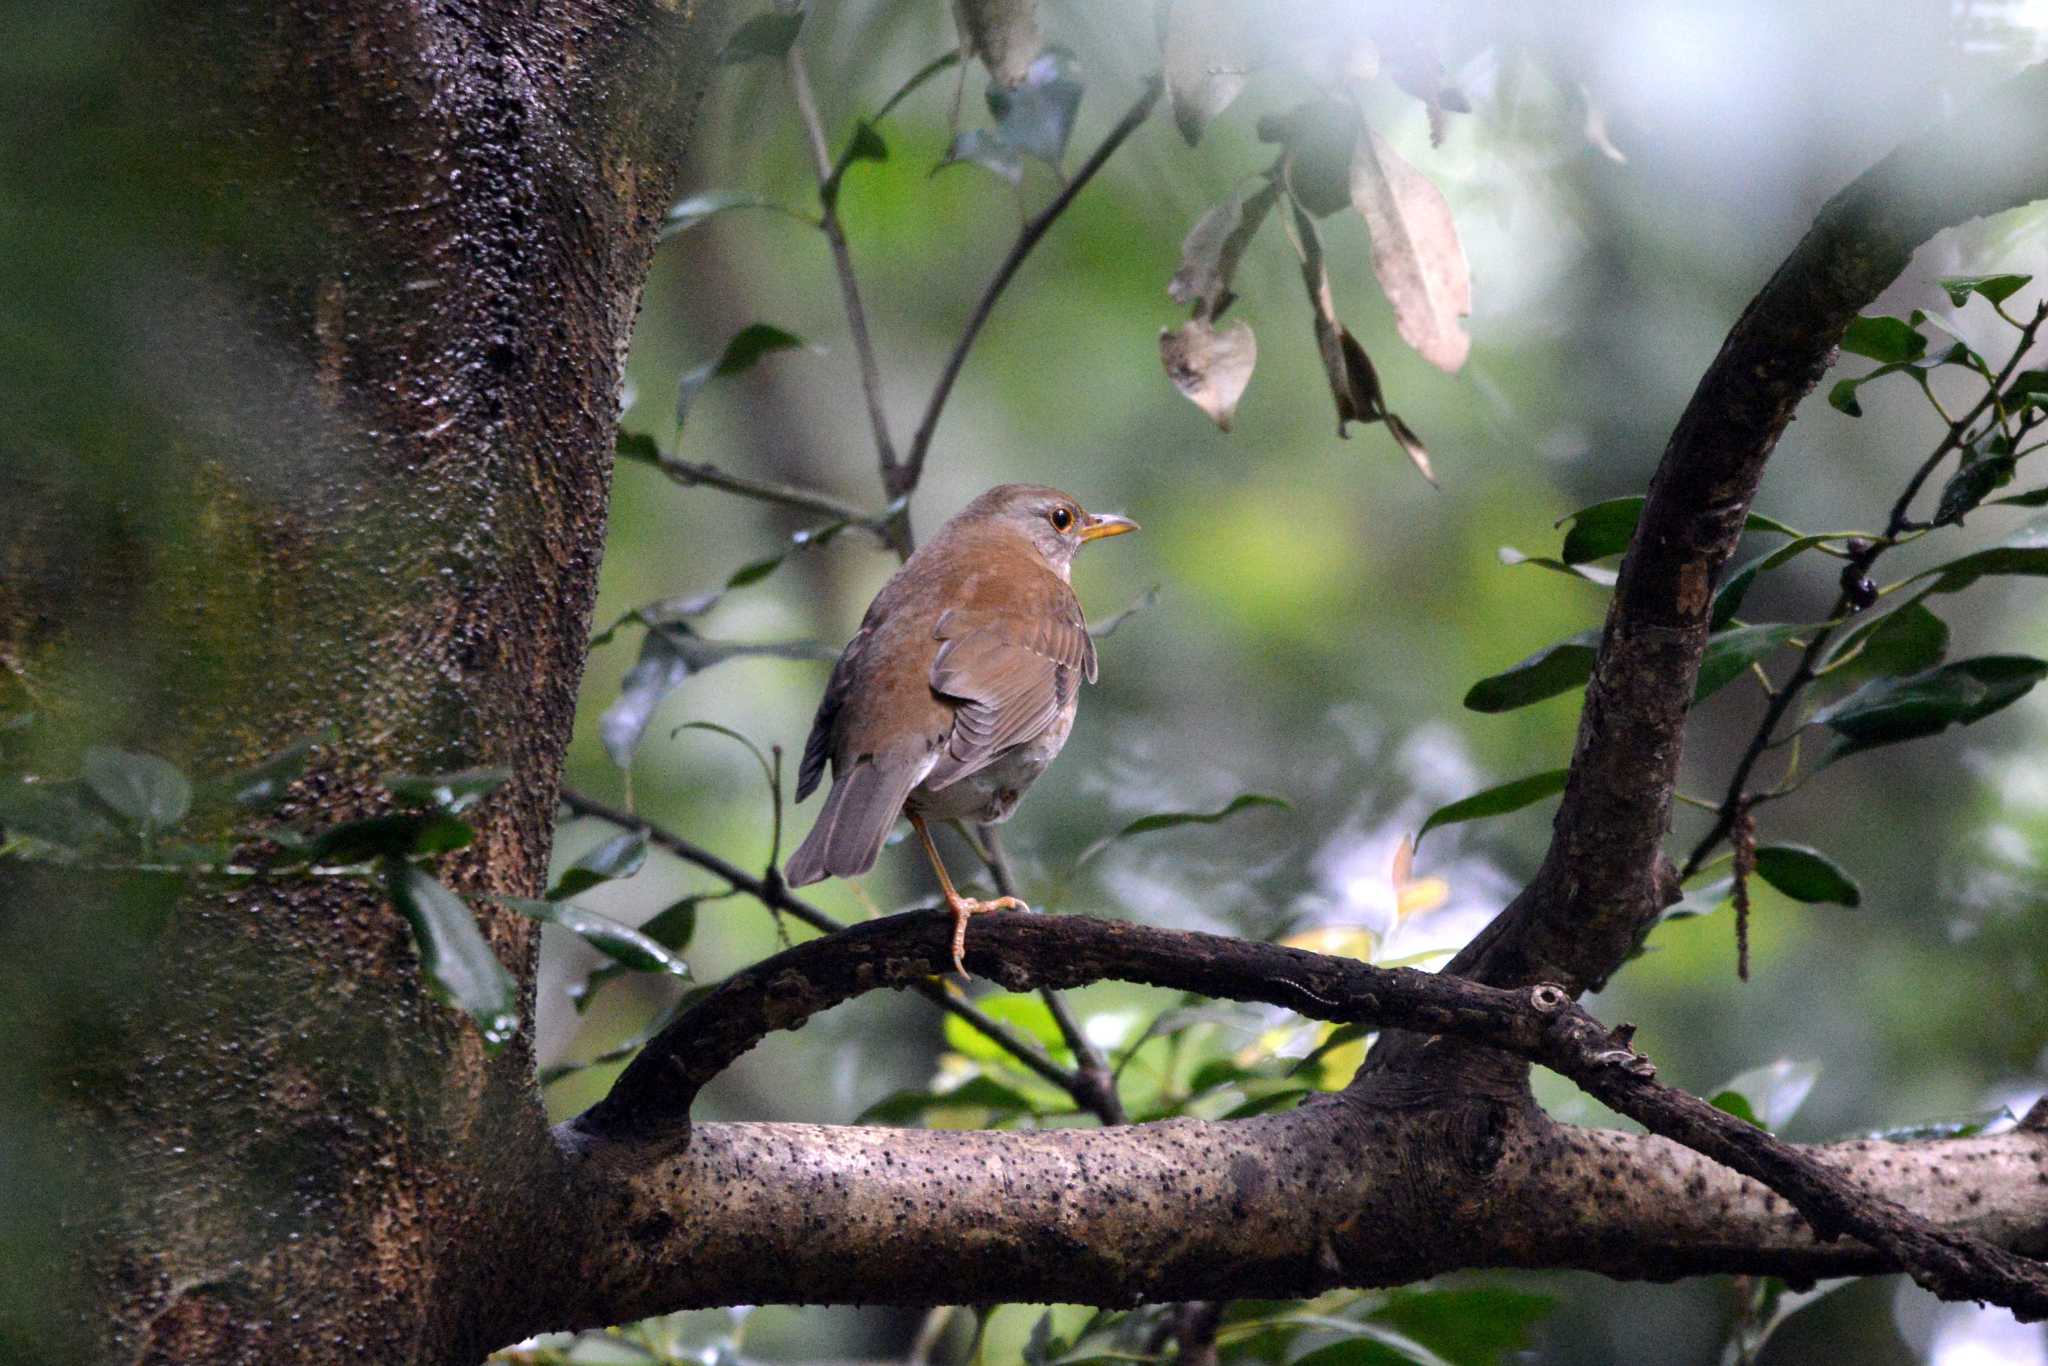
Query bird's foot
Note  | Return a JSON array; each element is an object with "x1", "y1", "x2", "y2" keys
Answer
[{"x1": 945, "y1": 894, "x2": 1028, "y2": 978}]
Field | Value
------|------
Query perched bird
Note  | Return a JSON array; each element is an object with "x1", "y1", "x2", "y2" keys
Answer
[{"x1": 785, "y1": 483, "x2": 1138, "y2": 974}]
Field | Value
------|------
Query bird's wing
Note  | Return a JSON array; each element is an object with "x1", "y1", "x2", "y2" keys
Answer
[
  {"x1": 795, "y1": 619, "x2": 873, "y2": 802},
  {"x1": 922, "y1": 589, "x2": 1094, "y2": 791}
]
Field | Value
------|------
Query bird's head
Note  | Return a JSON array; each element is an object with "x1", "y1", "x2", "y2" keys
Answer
[{"x1": 965, "y1": 482, "x2": 1139, "y2": 574}]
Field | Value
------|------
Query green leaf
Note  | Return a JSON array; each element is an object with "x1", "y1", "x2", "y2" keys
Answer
[
  {"x1": 304, "y1": 811, "x2": 474, "y2": 863},
  {"x1": 1557, "y1": 497, "x2": 1800, "y2": 564},
  {"x1": 1710, "y1": 535, "x2": 1844, "y2": 631},
  {"x1": 858, "y1": 1074, "x2": 1037, "y2": 1124},
  {"x1": 385, "y1": 863, "x2": 518, "y2": 1047},
  {"x1": 986, "y1": 48, "x2": 1083, "y2": 167},
  {"x1": 1858, "y1": 1106, "x2": 2011, "y2": 1142},
  {"x1": 81, "y1": 746, "x2": 191, "y2": 833},
  {"x1": 1753, "y1": 844, "x2": 1861, "y2": 907},
  {"x1": 943, "y1": 994, "x2": 1069, "y2": 1064},
  {"x1": 1934, "y1": 435, "x2": 2018, "y2": 526},
  {"x1": 2007, "y1": 369, "x2": 2048, "y2": 412},
  {"x1": 1072, "y1": 794, "x2": 1290, "y2": 872},
  {"x1": 1416, "y1": 769, "x2": 1568, "y2": 846},
  {"x1": 1826, "y1": 360, "x2": 1929, "y2": 417},
  {"x1": 0, "y1": 779, "x2": 121, "y2": 853},
  {"x1": 1462, "y1": 629, "x2": 1600, "y2": 712},
  {"x1": 1709, "y1": 1089, "x2": 1764, "y2": 1129},
  {"x1": 220, "y1": 735, "x2": 323, "y2": 809},
  {"x1": 1366, "y1": 1287, "x2": 1556, "y2": 1366},
  {"x1": 1695, "y1": 623, "x2": 1806, "y2": 703},
  {"x1": 1265, "y1": 100, "x2": 1361, "y2": 218},
  {"x1": 546, "y1": 831, "x2": 648, "y2": 900},
  {"x1": 383, "y1": 766, "x2": 510, "y2": 816},
  {"x1": 1926, "y1": 512, "x2": 2048, "y2": 591},
  {"x1": 599, "y1": 625, "x2": 833, "y2": 768},
  {"x1": 615, "y1": 430, "x2": 663, "y2": 468},
  {"x1": 675, "y1": 323, "x2": 808, "y2": 432},
  {"x1": 498, "y1": 896, "x2": 688, "y2": 978},
  {"x1": 1710, "y1": 1058, "x2": 1820, "y2": 1132},
  {"x1": 1812, "y1": 654, "x2": 2048, "y2": 761},
  {"x1": 1938, "y1": 273, "x2": 2031, "y2": 307},
  {"x1": 1840, "y1": 314, "x2": 1927, "y2": 363},
  {"x1": 717, "y1": 10, "x2": 804, "y2": 64},
  {"x1": 1821, "y1": 600, "x2": 1948, "y2": 686},
  {"x1": 1989, "y1": 482, "x2": 2048, "y2": 508},
  {"x1": 1496, "y1": 546, "x2": 1616, "y2": 587},
  {"x1": 568, "y1": 897, "x2": 703, "y2": 1013},
  {"x1": 824, "y1": 119, "x2": 888, "y2": 199}
]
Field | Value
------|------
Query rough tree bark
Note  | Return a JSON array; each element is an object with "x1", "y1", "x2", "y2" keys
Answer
[
  {"x1": 8, "y1": 6, "x2": 2048, "y2": 1365},
  {"x1": 1, "y1": 1, "x2": 729, "y2": 1360}
]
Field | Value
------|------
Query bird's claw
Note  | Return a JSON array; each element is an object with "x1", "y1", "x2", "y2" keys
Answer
[{"x1": 946, "y1": 895, "x2": 1029, "y2": 977}]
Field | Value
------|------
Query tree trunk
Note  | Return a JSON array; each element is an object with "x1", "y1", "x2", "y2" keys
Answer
[{"x1": 0, "y1": 2, "x2": 723, "y2": 1359}]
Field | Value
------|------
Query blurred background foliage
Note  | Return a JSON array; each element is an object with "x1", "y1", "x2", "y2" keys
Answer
[
  {"x1": 9, "y1": 0, "x2": 2048, "y2": 1362},
  {"x1": 528, "y1": 2, "x2": 2048, "y2": 1360}
]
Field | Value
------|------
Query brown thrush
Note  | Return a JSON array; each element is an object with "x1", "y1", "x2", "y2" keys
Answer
[{"x1": 784, "y1": 483, "x2": 1138, "y2": 974}]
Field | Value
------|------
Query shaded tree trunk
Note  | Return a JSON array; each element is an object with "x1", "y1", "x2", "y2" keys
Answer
[{"x1": 0, "y1": 2, "x2": 723, "y2": 1359}]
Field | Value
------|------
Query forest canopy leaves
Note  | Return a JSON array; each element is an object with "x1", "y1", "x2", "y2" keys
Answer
[{"x1": 1416, "y1": 768, "x2": 1568, "y2": 846}]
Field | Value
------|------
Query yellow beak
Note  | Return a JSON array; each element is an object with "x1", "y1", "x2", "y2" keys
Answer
[{"x1": 1078, "y1": 512, "x2": 1139, "y2": 542}]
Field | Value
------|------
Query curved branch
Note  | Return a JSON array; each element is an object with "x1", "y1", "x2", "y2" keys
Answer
[
  {"x1": 1433, "y1": 61, "x2": 2048, "y2": 1000},
  {"x1": 562, "y1": 909, "x2": 2048, "y2": 1315}
]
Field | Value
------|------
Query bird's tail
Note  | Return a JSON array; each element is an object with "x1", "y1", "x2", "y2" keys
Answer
[{"x1": 784, "y1": 756, "x2": 921, "y2": 887}]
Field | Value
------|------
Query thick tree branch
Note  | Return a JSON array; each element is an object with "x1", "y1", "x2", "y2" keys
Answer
[
  {"x1": 550, "y1": 1100, "x2": 2048, "y2": 1328},
  {"x1": 562, "y1": 908, "x2": 2048, "y2": 1315},
  {"x1": 1430, "y1": 62, "x2": 2048, "y2": 1000}
]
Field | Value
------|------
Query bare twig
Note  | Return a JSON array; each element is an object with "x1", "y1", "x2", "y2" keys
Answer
[
  {"x1": 786, "y1": 45, "x2": 903, "y2": 539},
  {"x1": 564, "y1": 906, "x2": 2048, "y2": 1318},
  {"x1": 555, "y1": 787, "x2": 1078, "y2": 1097},
  {"x1": 900, "y1": 77, "x2": 1164, "y2": 492},
  {"x1": 644, "y1": 452, "x2": 878, "y2": 526}
]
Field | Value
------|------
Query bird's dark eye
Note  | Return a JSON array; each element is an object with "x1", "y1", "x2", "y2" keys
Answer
[{"x1": 1049, "y1": 506, "x2": 1075, "y2": 531}]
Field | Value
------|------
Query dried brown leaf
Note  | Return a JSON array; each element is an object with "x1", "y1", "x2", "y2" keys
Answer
[
  {"x1": 1284, "y1": 196, "x2": 1438, "y2": 485},
  {"x1": 1168, "y1": 179, "x2": 1278, "y2": 318},
  {"x1": 952, "y1": 0, "x2": 1042, "y2": 89},
  {"x1": 1160, "y1": 318, "x2": 1258, "y2": 431},
  {"x1": 1161, "y1": 0, "x2": 1261, "y2": 145},
  {"x1": 1350, "y1": 126, "x2": 1471, "y2": 373}
]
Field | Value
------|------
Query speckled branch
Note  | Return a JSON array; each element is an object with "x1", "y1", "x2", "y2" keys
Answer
[{"x1": 560, "y1": 908, "x2": 2048, "y2": 1317}]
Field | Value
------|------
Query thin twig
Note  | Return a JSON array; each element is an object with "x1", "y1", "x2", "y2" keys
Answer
[
  {"x1": 979, "y1": 824, "x2": 1129, "y2": 1125},
  {"x1": 645, "y1": 452, "x2": 878, "y2": 526},
  {"x1": 901, "y1": 76, "x2": 1164, "y2": 492},
  {"x1": 786, "y1": 46, "x2": 903, "y2": 513},
  {"x1": 555, "y1": 787, "x2": 1082, "y2": 1100}
]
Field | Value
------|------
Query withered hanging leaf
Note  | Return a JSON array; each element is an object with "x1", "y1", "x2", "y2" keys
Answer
[
  {"x1": 951, "y1": 0, "x2": 1042, "y2": 89},
  {"x1": 1284, "y1": 198, "x2": 1436, "y2": 484},
  {"x1": 1168, "y1": 179, "x2": 1278, "y2": 318},
  {"x1": 1161, "y1": 0, "x2": 1261, "y2": 145},
  {"x1": 1160, "y1": 318, "x2": 1257, "y2": 431},
  {"x1": 1350, "y1": 125, "x2": 1471, "y2": 373},
  {"x1": 1266, "y1": 101, "x2": 1361, "y2": 218}
]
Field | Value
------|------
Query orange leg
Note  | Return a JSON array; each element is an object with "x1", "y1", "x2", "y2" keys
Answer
[{"x1": 909, "y1": 812, "x2": 1027, "y2": 977}]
